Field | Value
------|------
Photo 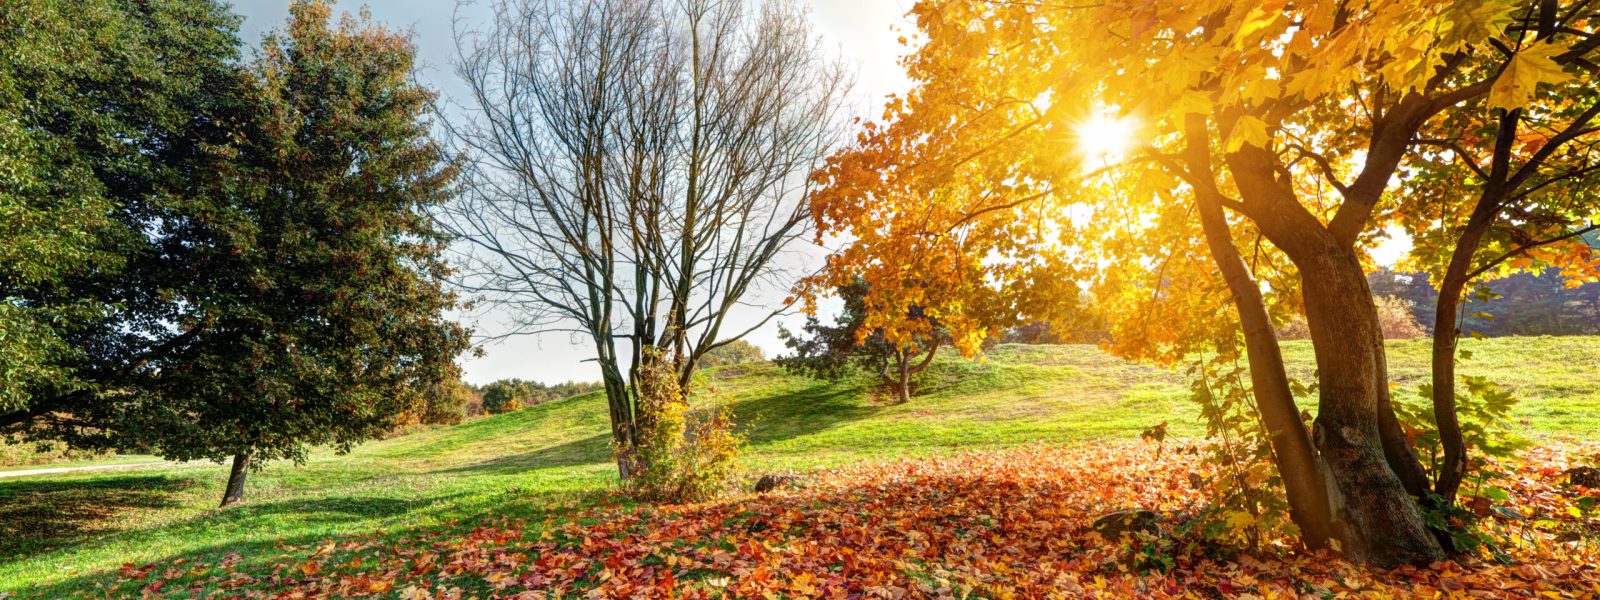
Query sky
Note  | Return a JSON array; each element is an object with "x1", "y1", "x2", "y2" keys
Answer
[
  {"x1": 228, "y1": 1, "x2": 1412, "y2": 387},
  {"x1": 230, "y1": 0, "x2": 916, "y2": 385}
]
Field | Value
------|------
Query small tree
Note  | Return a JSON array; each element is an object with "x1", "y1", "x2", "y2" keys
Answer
[
  {"x1": 623, "y1": 349, "x2": 743, "y2": 503},
  {"x1": 777, "y1": 279, "x2": 949, "y2": 403}
]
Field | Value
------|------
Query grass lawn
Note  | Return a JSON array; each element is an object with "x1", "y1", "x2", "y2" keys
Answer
[{"x1": 1, "y1": 338, "x2": 1597, "y2": 596}]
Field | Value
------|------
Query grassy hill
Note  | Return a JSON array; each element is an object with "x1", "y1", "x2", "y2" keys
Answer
[{"x1": 2, "y1": 338, "x2": 1597, "y2": 595}]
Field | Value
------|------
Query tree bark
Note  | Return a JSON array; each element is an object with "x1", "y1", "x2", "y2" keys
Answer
[
  {"x1": 1194, "y1": 193, "x2": 1339, "y2": 551},
  {"x1": 601, "y1": 365, "x2": 637, "y2": 480},
  {"x1": 1298, "y1": 249, "x2": 1445, "y2": 566},
  {"x1": 1181, "y1": 117, "x2": 1340, "y2": 550},
  {"x1": 896, "y1": 352, "x2": 912, "y2": 404},
  {"x1": 1430, "y1": 229, "x2": 1487, "y2": 505},
  {"x1": 1374, "y1": 341, "x2": 1432, "y2": 499},
  {"x1": 220, "y1": 451, "x2": 252, "y2": 507}
]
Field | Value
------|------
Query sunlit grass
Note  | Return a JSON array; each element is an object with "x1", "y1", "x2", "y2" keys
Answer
[{"x1": 1, "y1": 338, "x2": 1596, "y2": 595}]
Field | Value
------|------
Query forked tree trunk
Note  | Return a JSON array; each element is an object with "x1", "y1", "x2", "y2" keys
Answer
[
  {"x1": 220, "y1": 450, "x2": 253, "y2": 507},
  {"x1": 1298, "y1": 249, "x2": 1444, "y2": 566},
  {"x1": 1193, "y1": 191, "x2": 1339, "y2": 551},
  {"x1": 1182, "y1": 119, "x2": 1340, "y2": 550}
]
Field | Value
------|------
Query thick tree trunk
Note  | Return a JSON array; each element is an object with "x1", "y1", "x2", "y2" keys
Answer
[
  {"x1": 1194, "y1": 193, "x2": 1338, "y2": 551},
  {"x1": 220, "y1": 451, "x2": 252, "y2": 507},
  {"x1": 1299, "y1": 250, "x2": 1445, "y2": 566},
  {"x1": 1182, "y1": 118, "x2": 1339, "y2": 550}
]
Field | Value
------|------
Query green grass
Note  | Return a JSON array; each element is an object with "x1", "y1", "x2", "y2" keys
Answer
[{"x1": 2, "y1": 338, "x2": 1597, "y2": 596}]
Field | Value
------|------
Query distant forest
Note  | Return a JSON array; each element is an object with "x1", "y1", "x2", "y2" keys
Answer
[{"x1": 1363, "y1": 234, "x2": 1600, "y2": 337}]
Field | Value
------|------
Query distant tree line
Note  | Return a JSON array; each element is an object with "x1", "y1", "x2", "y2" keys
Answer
[
  {"x1": 472, "y1": 380, "x2": 604, "y2": 415},
  {"x1": 1371, "y1": 261, "x2": 1600, "y2": 338}
]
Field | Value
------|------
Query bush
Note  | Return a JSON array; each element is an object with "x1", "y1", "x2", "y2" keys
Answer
[
  {"x1": 1277, "y1": 295, "x2": 1427, "y2": 340},
  {"x1": 479, "y1": 378, "x2": 602, "y2": 414},
  {"x1": 623, "y1": 350, "x2": 743, "y2": 503},
  {"x1": 697, "y1": 339, "x2": 766, "y2": 368}
]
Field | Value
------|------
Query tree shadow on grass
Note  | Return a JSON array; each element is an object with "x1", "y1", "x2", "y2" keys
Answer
[
  {"x1": 729, "y1": 381, "x2": 882, "y2": 447},
  {"x1": 0, "y1": 474, "x2": 198, "y2": 562},
  {"x1": 433, "y1": 432, "x2": 615, "y2": 475},
  {"x1": 216, "y1": 494, "x2": 450, "y2": 525},
  {"x1": 10, "y1": 487, "x2": 585, "y2": 599},
  {"x1": 436, "y1": 381, "x2": 881, "y2": 476}
]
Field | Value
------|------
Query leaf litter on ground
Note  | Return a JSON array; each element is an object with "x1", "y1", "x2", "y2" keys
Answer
[{"x1": 71, "y1": 441, "x2": 1600, "y2": 599}]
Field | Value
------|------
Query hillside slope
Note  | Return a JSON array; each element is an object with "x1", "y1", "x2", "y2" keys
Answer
[{"x1": 2, "y1": 339, "x2": 1597, "y2": 594}]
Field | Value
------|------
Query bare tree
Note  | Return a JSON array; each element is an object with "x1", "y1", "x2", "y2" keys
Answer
[{"x1": 441, "y1": 0, "x2": 849, "y2": 478}]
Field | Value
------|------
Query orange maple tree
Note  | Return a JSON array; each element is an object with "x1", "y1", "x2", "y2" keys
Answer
[{"x1": 805, "y1": 0, "x2": 1600, "y2": 566}]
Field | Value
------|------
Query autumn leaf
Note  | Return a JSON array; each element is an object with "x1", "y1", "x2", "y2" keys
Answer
[
  {"x1": 1227, "y1": 115, "x2": 1271, "y2": 152},
  {"x1": 1489, "y1": 41, "x2": 1573, "y2": 110}
]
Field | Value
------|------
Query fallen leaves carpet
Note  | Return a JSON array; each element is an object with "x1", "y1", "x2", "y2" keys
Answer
[{"x1": 90, "y1": 443, "x2": 1600, "y2": 599}]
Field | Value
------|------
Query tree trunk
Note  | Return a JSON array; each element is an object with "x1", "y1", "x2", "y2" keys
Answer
[
  {"x1": 1299, "y1": 250, "x2": 1444, "y2": 566},
  {"x1": 896, "y1": 353, "x2": 912, "y2": 404},
  {"x1": 1429, "y1": 108, "x2": 1519, "y2": 505},
  {"x1": 1430, "y1": 227, "x2": 1488, "y2": 505},
  {"x1": 1193, "y1": 192, "x2": 1339, "y2": 551},
  {"x1": 1374, "y1": 340, "x2": 1432, "y2": 499},
  {"x1": 601, "y1": 368, "x2": 637, "y2": 480},
  {"x1": 220, "y1": 451, "x2": 252, "y2": 507},
  {"x1": 1182, "y1": 118, "x2": 1339, "y2": 550}
]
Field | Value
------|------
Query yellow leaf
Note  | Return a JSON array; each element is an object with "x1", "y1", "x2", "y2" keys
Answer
[
  {"x1": 1172, "y1": 90, "x2": 1212, "y2": 117},
  {"x1": 1233, "y1": 7, "x2": 1282, "y2": 50},
  {"x1": 1226, "y1": 115, "x2": 1270, "y2": 153},
  {"x1": 1225, "y1": 510, "x2": 1256, "y2": 530},
  {"x1": 1489, "y1": 41, "x2": 1573, "y2": 110}
]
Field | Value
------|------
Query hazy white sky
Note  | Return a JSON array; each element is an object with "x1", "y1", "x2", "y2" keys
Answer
[{"x1": 230, "y1": 0, "x2": 916, "y2": 385}]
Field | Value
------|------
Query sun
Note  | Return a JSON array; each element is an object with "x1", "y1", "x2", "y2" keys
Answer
[{"x1": 1073, "y1": 111, "x2": 1139, "y2": 165}]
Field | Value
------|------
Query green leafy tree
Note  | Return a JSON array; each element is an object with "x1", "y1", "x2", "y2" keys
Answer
[
  {"x1": 479, "y1": 379, "x2": 603, "y2": 414},
  {"x1": 698, "y1": 340, "x2": 767, "y2": 369},
  {"x1": 124, "y1": 1, "x2": 468, "y2": 506},
  {"x1": 480, "y1": 379, "x2": 536, "y2": 414},
  {"x1": 0, "y1": 0, "x2": 241, "y2": 431}
]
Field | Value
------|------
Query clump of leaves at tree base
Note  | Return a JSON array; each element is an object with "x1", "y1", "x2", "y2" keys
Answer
[
  {"x1": 1182, "y1": 353, "x2": 1297, "y2": 552},
  {"x1": 621, "y1": 349, "x2": 744, "y2": 504}
]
